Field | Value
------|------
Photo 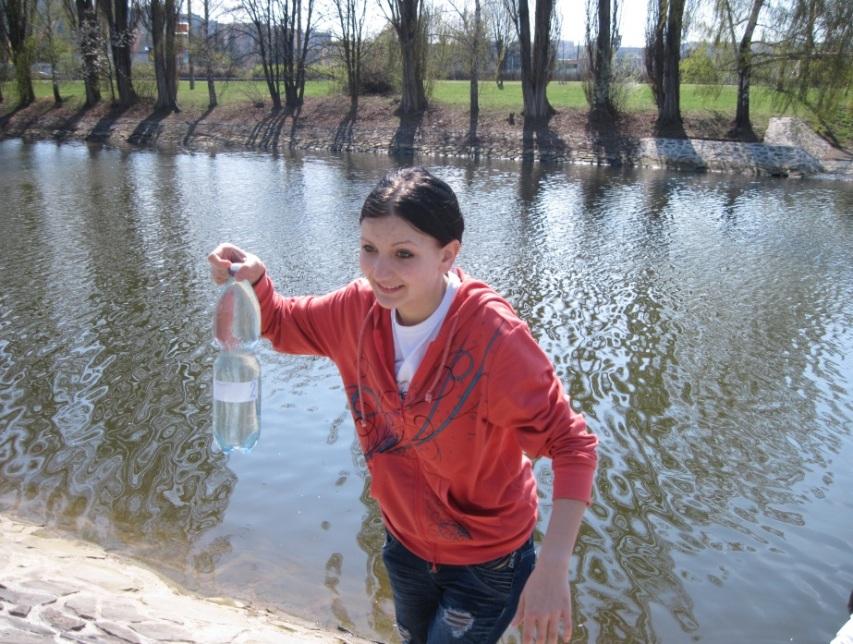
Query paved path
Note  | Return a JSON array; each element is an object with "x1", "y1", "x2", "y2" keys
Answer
[{"x1": 0, "y1": 514, "x2": 373, "y2": 644}]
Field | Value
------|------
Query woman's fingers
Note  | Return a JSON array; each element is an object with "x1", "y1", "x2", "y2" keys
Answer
[{"x1": 208, "y1": 243, "x2": 250, "y2": 284}]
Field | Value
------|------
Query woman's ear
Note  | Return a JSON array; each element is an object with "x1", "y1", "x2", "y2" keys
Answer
[{"x1": 441, "y1": 240, "x2": 461, "y2": 270}]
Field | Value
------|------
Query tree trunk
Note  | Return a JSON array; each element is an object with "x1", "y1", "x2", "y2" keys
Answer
[
  {"x1": 187, "y1": 0, "x2": 194, "y2": 89},
  {"x1": 592, "y1": 0, "x2": 613, "y2": 116},
  {"x1": 106, "y1": 0, "x2": 137, "y2": 105},
  {"x1": 202, "y1": 0, "x2": 216, "y2": 108},
  {"x1": 517, "y1": 0, "x2": 554, "y2": 123},
  {"x1": 494, "y1": 38, "x2": 505, "y2": 88},
  {"x1": 76, "y1": 0, "x2": 101, "y2": 107},
  {"x1": 468, "y1": 0, "x2": 481, "y2": 139},
  {"x1": 6, "y1": 0, "x2": 36, "y2": 107},
  {"x1": 151, "y1": 0, "x2": 179, "y2": 111},
  {"x1": 51, "y1": 66, "x2": 61, "y2": 103},
  {"x1": 13, "y1": 50, "x2": 35, "y2": 106},
  {"x1": 399, "y1": 36, "x2": 426, "y2": 113},
  {"x1": 733, "y1": 0, "x2": 764, "y2": 134},
  {"x1": 658, "y1": 0, "x2": 684, "y2": 128},
  {"x1": 645, "y1": 0, "x2": 665, "y2": 110},
  {"x1": 394, "y1": 0, "x2": 427, "y2": 115}
]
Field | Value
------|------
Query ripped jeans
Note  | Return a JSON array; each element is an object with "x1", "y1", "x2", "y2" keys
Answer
[{"x1": 382, "y1": 531, "x2": 536, "y2": 644}]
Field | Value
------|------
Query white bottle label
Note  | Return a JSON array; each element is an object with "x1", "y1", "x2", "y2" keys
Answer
[{"x1": 214, "y1": 379, "x2": 258, "y2": 403}]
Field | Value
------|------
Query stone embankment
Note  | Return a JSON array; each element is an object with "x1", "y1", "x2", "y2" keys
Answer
[
  {"x1": 1, "y1": 97, "x2": 850, "y2": 179},
  {"x1": 0, "y1": 514, "x2": 372, "y2": 644}
]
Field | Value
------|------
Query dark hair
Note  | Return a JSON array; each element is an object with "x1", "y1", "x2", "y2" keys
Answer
[{"x1": 359, "y1": 167, "x2": 464, "y2": 247}]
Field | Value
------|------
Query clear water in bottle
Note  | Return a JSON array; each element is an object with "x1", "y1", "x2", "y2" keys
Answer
[{"x1": 212, "y1": 263, "x2": 262, "y2": 453}]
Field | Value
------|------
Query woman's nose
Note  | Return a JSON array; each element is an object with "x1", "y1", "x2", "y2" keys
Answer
[{"x1": 372, "y1": 255, "x2": 393, "y2": 280}]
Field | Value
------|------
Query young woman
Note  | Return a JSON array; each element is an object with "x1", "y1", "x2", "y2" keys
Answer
[{"x1": 208, "y1": 167, "x2": 598, "y2": 644}]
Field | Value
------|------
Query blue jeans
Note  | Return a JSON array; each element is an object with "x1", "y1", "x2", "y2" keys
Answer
[{"x1": 382, "y1": 531, "x2": 536, "y2": 643}]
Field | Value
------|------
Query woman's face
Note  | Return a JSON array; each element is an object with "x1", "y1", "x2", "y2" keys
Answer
[{"x1": 359, "y1": 214, "x2": 460, "y2": 326}]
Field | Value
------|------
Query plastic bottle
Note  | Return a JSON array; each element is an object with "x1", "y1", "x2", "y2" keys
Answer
[{"x1": 212, "y1": 263, "x2": 261, "y2": 453}]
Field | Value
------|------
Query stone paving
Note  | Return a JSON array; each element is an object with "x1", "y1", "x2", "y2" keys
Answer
[{"x1": 0, "y1": 514, "x2": 373, "y2": 644}]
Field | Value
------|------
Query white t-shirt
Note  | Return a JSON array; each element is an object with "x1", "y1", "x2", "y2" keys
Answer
[
  {"x1": 832, "y1": 615, "x2": 853, "y2": 644},
  {"x1": 392, "y1": 272, "x2": 461, "y2": 398}
]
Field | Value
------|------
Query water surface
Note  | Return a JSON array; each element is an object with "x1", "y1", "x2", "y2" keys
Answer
[{"x1": 1, "y1": 139, "x2": 852, "y2": 642}]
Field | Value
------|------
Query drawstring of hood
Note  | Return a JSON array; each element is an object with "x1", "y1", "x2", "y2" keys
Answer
[
  {"x1": 424, "y1": 316, "x2": 458, "y2": 403},
  {"x1": 354, "y1": 296, "x2": 461, "y2": 424},
  {"x1": 355, "y1": 301, "x2": 378, "y2": 429}
]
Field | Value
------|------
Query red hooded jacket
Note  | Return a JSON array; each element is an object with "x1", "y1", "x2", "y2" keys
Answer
[{"x1": 254, "y1": 268, "x2": 597, "y2": 565}]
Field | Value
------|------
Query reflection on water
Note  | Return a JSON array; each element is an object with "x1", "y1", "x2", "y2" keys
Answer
[{"x1": 1, "y1": 139, "x2": 852, "y2": 643}]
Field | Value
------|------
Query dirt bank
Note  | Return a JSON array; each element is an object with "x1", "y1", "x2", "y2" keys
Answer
[{"x1": 2, "y1": 95, "x2": 850, "y2": 178}]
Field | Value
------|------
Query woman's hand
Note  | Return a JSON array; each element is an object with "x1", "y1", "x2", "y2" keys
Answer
[
  {"x1": 513, "y1": 561, "x2": 572, "y2": 643},
  {"x1": 513, "y1": 498, "x2": 586, "y2": 643},
  {"x1": 208, "y1": 243, "x2": 266, "y2": 286}
]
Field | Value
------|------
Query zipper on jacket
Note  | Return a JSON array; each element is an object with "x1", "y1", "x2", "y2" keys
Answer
[{"x1": 412, "y1": 454, "x2": 439, "y2": 573}]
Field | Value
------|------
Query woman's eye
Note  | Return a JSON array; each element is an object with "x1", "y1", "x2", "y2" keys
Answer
[
  {"x1": 396, "y1": 250, "x2": 413, "y2": 259},
  {"x1": 362, "y1": 245, "x2": 376, "y2": 253}
]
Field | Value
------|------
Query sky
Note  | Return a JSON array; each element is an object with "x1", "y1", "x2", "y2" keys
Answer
[
  {"x1": 560, "y1": 0, "x2": 649, "y2": 48},
  {"x1": 355, "y1": 0, "x2": 653, "y2": 49}
]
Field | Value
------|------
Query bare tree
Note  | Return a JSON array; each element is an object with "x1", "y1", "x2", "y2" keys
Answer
[
  {"x1": 200, "y1": 0, "x2": 217, "y2": 107},
  {"x1": 36, "y1": 0, "x2": 64, "y2": 103},
  {"x1": 241, "y1": 0, "x2": 282, "y2": 109},
  {"x1": 240, "y1": 0, "x2": 316, "y2": 112},
  {"x1": 99, "y1": 0, "x2": 137, "y2": 105},
  {"x1": 645, "y1": 0, "x2": 686, "y2": 130},
  {"x1": 485, "y1": 0, "x2": 513, "y2": 89},
  {"x1": 280, "y1": 0, "x2": 315, "y2": 110},
  {"x1": 331, "y1": 0, "x2": 368, "y2": 109},
  {"x1": 449, "y1": 0, "x2": 484, "y2": 139},
  {"x1": 585, "y1": 0, "x2": 621, "y2": 118},
  {"x1": 505, "y1": 0, "x2": 555, "y2": 122},
  {"x1": 186, "y1": 0, "x2": 194, "y2": 89},
  {"x1": 382, "y1": 0, "x2": 428, "y2": 114},
  {"x1": 1, "y1": 0, "x2": 36, "y2": 106}
]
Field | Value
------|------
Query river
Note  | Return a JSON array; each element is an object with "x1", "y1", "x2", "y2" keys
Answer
[{"x1": 1, "y1": 138, "x2": 851, "y2": 642}]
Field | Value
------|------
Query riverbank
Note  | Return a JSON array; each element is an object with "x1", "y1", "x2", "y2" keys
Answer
[
  {"x1": 1, "y1": 95, "x2": 850, "y2": 179},
  {"x1": 0, "y1": 513, "x2": 373, "y2": 643}
]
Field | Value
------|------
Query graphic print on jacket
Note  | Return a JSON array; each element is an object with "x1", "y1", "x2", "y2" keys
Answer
[{"x1": 347, "y1": 310, "x2": 505, "y2": 543}]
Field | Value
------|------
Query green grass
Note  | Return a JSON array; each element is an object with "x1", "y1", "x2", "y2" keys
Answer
[
  {"x1": 3, "y1": 77, "x2": 795, "y2": 115},
  {"x1": 1, "y1": 78, "x2": 339, "y2": 109},
  {"x1": 4, "y1": 77, "x2": 845, "y2": 141},
  {"x1": 429, "y1": 79, "x2": 802, "y2": 119}
]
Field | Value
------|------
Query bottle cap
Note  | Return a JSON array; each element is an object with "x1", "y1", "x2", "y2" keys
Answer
[{"x1": 228, "y1": 262, "x2": 244, "y2": 278}]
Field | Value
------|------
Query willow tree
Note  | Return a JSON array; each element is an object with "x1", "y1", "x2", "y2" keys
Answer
[{"x1": 768, "y1": 0, "x2": 852, "y2": 138}]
